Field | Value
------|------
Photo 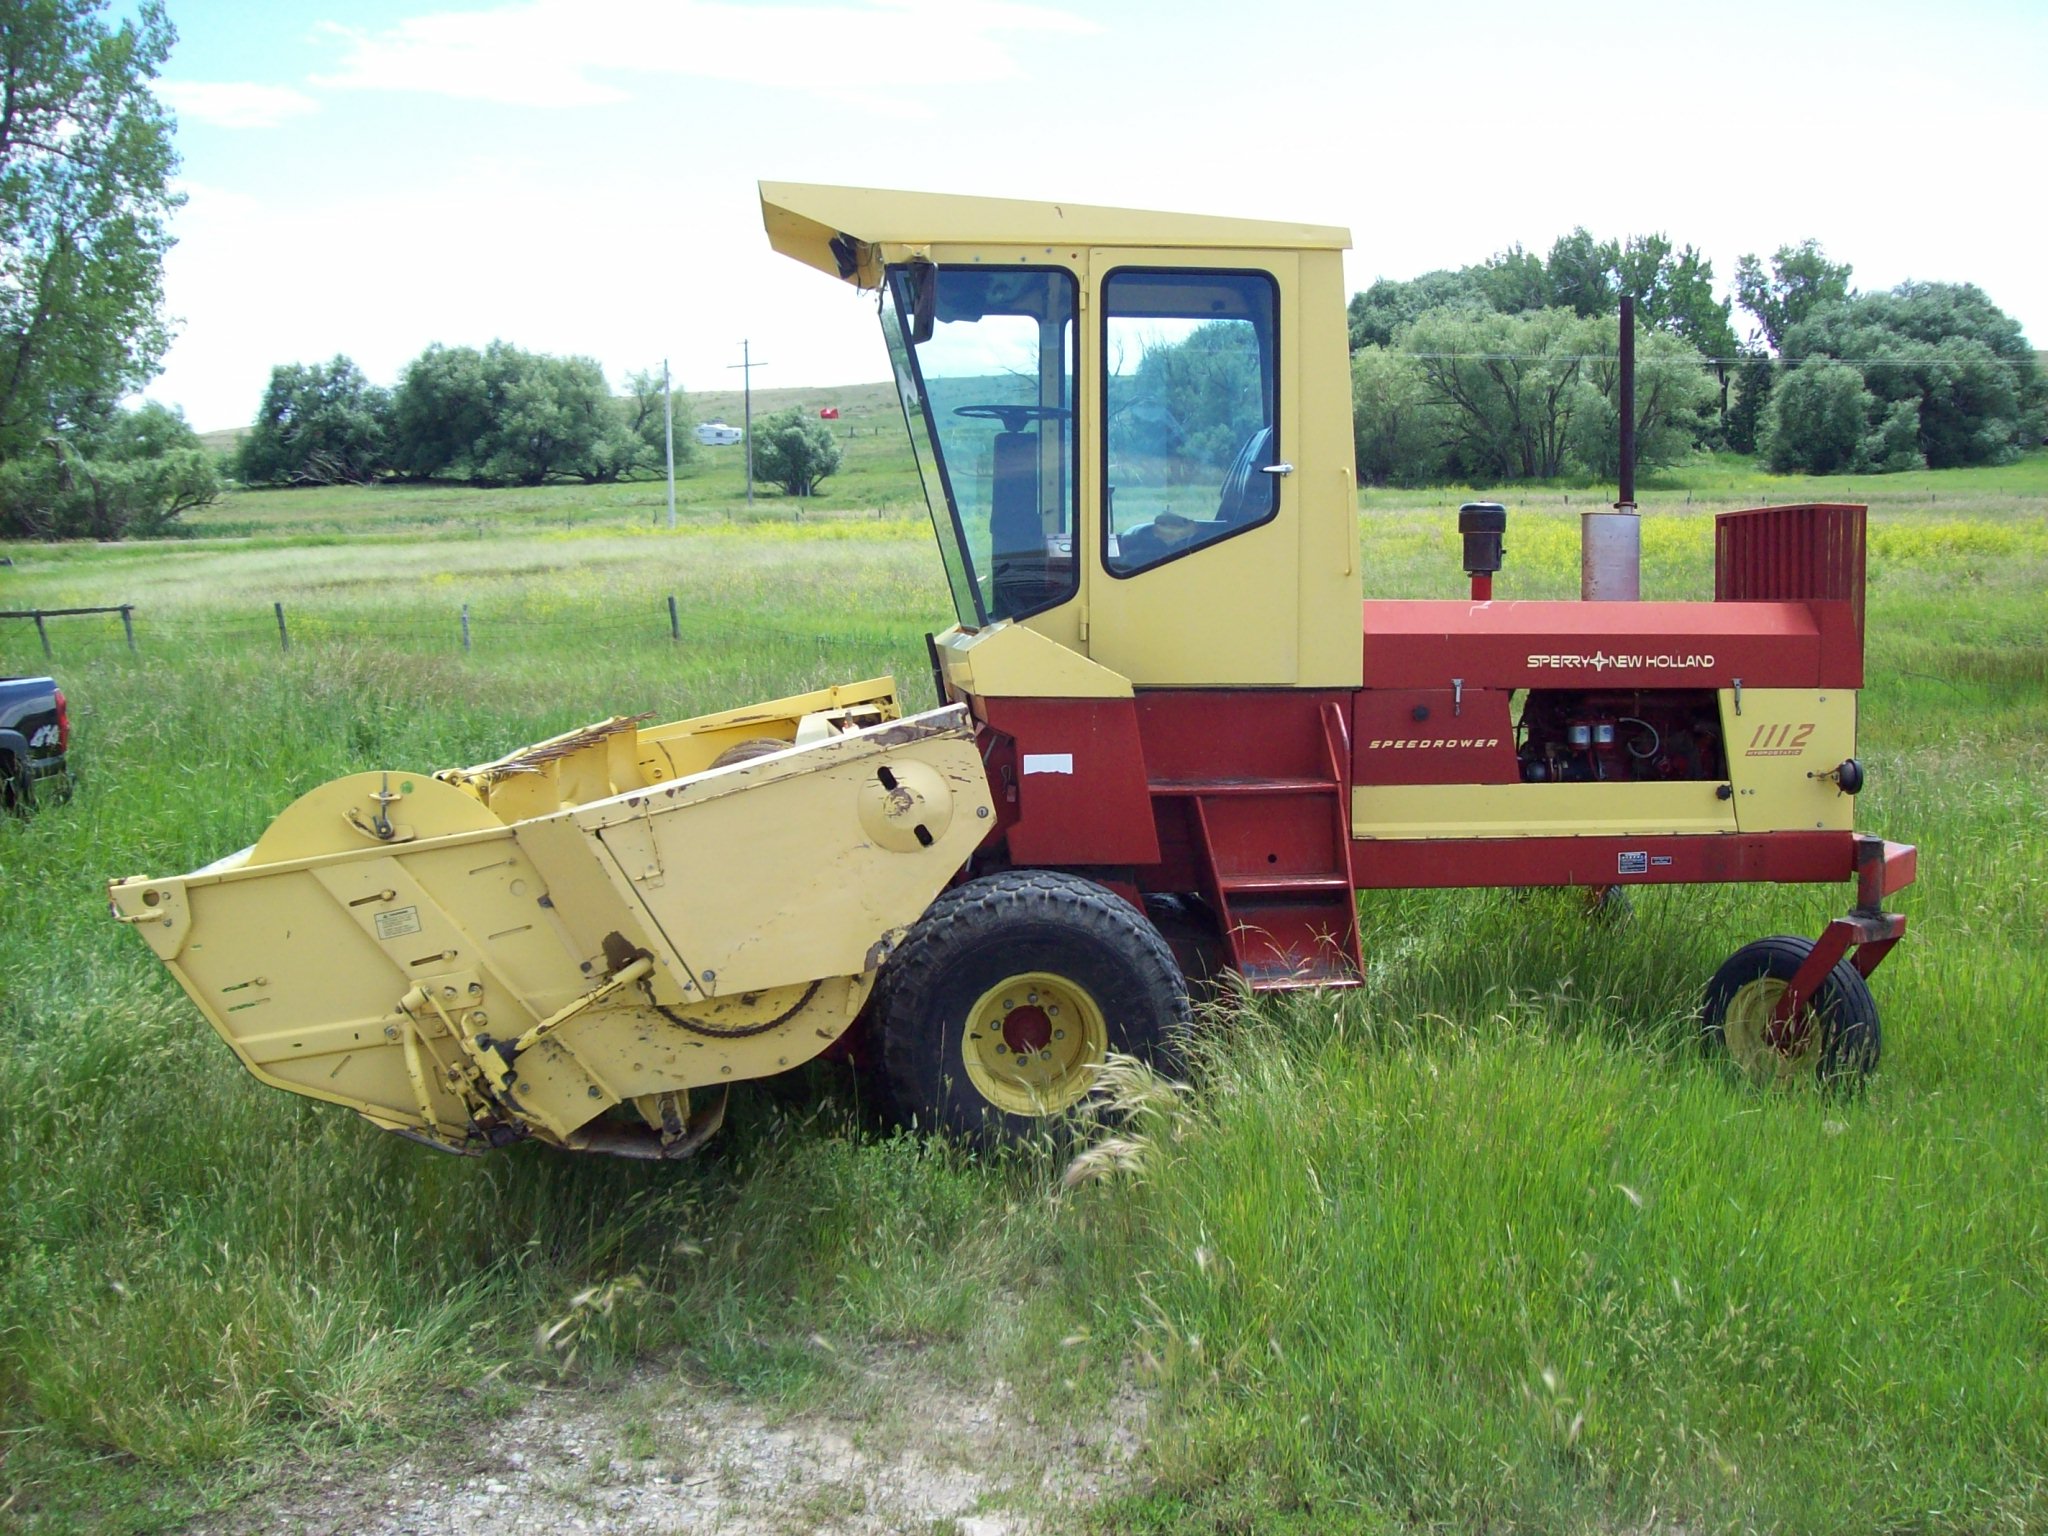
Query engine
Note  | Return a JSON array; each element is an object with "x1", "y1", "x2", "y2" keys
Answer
[{"x1": 1516, "y1": 690, "x2": 1725, "y2": 784}]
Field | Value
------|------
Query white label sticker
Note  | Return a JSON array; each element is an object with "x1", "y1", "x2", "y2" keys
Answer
[
  {"x1": 1616, "y1": 851, "x2": 1649, "y2": 876},
  {"x1": 374, "y1": 905, "x2": 423, "y2": 940},
  {"x1": 1021, "y1": 753, "x2": 1074, "y2": 776}
]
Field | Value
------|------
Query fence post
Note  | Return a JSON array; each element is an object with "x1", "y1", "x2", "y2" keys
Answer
[
  {"x1": 274, "y1": 602, "x2": 289, "y2": 652},
  {"x1": 33, "y1": 612, "x2": 50, "y2": 659},
  {"x1": 668, "y1": 594, "x2": 680, "y2": 642},
  {"x1": 120, "y1": 605, "x2": 136, "y2": 653},
  {"x1": 460, "y1": 604, "x2": 471, "y2": 652}
]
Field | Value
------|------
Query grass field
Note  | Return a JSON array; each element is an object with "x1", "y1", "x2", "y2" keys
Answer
[{"x1": 2, "y1": 448, "x2": 2045, "y2": 1533}]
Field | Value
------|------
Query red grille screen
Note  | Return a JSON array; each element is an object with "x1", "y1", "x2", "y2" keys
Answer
[{"x1": 1715, "y1": 502, "x2": 1866, "y2": 651}]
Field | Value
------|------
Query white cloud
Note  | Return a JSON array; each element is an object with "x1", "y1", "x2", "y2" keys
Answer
[
  {"x1": 157, "y1": 80, "x2": 319, "y2": 130},
  {"x1": 310, "y1": 0, "x2": 1097, "y2": 113}
]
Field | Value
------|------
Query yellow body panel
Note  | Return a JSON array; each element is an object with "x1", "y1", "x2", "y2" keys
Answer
[
  {"x1": 935, "y1": 620, "x2": 1132, "y2": 700},
  {"x1": 1354, "y1": 781, "x2": 1740, "y2": 840},
  {"x1": 111, "y1": 695, "x2": 993, "y2": 1155},
  {"x1": 1351, "y1": 689, "x2": 1857, "y2": 840},
  {"x1": 1081, "y1": 246, "x2": 1361, "y2": 688},
  {"x1": 1721, "y1": 688, "x2": 1859, "y2": 832}
]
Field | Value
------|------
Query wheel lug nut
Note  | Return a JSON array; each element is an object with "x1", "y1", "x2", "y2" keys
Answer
[
  {"x1": 1054, "y1": 1029, "x2": 1065, "y2": 1040},
  {"x1": 1028, "y1": 991, "x2": 1038, "y2": 1004}
]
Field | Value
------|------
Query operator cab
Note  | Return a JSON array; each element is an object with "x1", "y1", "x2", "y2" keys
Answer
[{"x1": 764, "y1": 182, "x2": 1362, "y2": 690}]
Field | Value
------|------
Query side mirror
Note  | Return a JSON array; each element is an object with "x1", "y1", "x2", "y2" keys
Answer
[{"x1": 910, "y1": 262, "x2": 936, "y2": 344}]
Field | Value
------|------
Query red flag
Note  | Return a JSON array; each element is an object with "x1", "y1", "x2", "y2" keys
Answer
[{"x1": 818, "y1": 406, "x2": 840, "y2": 419}]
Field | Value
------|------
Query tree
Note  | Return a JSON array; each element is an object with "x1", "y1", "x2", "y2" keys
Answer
[
  {"x1": 388, "y1": 343, "x2": 492, "y2": 478},
  {"x1": 1473, "y1": 245, "x2": 1549, "y2": 314},
  {"x1": 1390, "y1": 307, "x2": 1713, "y2": 484},
  {"x1": 1346, "y1": 270, "x2": 1490, "y2": 350},
  {"x1": 387, "y1": 342, "x2": 647, "y2": 485},
  {"x1": 1350, "y1": 346, "x2": 1442, "y2": 486},
  {"x1": 0, "y1": 400, "x2": 218, "y2": 538},
  {"x1": 1613, "y1": 235, "x2": 1739, "y2": 360},
  {"x1": 750, "y1": 406, "x2": 841, "y2": 497},
  {"x1": 1544, "y1": 229, "x2": 1619, "y2": 318},
  {"x1": 1759, "y1": 361, "x2": 1871, "y2": 474},
  {"x1": 623, "y1": 368, "x2": 696, "y2": 469},
  {"x1": 1572, "y1": 324, "x2": 1719, "y2": 479},
  {"x1": 1781, "y1": 282, "x2": 2042, "y2": 468},
  {"x1": 1734, "y1": 240, "x2": 1852, "y2": 352},
  {"x1": 236, "y1": 356, "x2": 390, "y2": 484},
  {"x1": 477, "y1": 351, "x2": 640, "y2": 485},
  {"x1": 1723, "y1": 353, "x2": 1776, "y2": 455},
  {"x1": 0, "y1": 1, "x2": 182, "y2": 464},
  {"x1": 1406, "y1": 307, "x2": 1593, "y2": 481}
]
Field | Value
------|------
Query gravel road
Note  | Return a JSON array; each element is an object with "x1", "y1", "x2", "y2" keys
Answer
[{"x1": 183, "y1": 1350, "x2": 1143, "y2": 1535}]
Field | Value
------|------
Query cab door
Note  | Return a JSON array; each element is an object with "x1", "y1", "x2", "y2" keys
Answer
[{"x1": 1084, "y1": 249, "x2": 1302, "y2": 687}]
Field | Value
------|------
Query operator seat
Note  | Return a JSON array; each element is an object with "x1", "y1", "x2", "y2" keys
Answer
[
  {"x1": 1214, "y1": 426, "x2": 1274, "y2": 526},
  {"x1": 989, "y1": 428, "x2": 1050, "y2": 613}
]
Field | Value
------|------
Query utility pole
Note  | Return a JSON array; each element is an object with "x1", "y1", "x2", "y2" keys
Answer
[
  {"x1": 728, "y1": 339, "x2": 768, "y2": 508},
  {"x1": 662, "y1": 358, "x2": 676, "y2": 531}
]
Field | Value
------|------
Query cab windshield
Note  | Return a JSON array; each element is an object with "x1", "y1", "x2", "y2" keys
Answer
[{"x1": 882, "y1": 266, "x2": 1077, "y2": 626}]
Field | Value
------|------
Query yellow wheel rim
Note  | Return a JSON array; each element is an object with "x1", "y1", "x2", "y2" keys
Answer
[
  {"x1": 961, "y1": 971, "x2": 1108, "y2": 1117},
  {"x1": 1721, "y1": 977, "x2": 1821, "y2": 1087}
]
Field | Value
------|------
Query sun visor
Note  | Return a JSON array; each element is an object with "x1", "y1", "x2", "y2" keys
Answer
[
  {"x1": 761, "y1": 182, "x2": 888, "y2": 289},
  {"x1": 761, "y1": 180, "x2": 1350, "y2": 291}
]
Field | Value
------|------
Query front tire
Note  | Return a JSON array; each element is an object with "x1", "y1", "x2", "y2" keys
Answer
[
  {"x1": 1701, "y1": 935, "x2": 1881, "y2": 1089},
  {"x1": 871, "y1": 870, "x2": 1188, "y2": 1141}
]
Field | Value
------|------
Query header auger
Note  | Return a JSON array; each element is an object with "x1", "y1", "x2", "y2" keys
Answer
[{"x1": 112, "y1": 183, "x2": 1913, "y2": 1155}]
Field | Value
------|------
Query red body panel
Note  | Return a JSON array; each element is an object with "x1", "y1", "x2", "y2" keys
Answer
[
  {"x1": 1131, "y1": 690, "x2": 1353, "y2": 781},
  {"x1": 977, "y1": 696, "x2": 1159, "y2": 867},
  {"x1": 1352, "y1": 830, "x2": 1855, "y2": 890},
  {"x1": 1352, "y1": 687, "x2": 1519, "y2": 785},
  {"x1": 1358, "y1": 599, "x2": 1858, "y2": 690},
  {"x1": 1717, "y1": 503, "x2": 1866, "y2": 687}
]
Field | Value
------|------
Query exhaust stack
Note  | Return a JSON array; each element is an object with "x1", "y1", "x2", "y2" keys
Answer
[{"x1": 1581, "y1": 295, "x2": 1641, "y2": 601}]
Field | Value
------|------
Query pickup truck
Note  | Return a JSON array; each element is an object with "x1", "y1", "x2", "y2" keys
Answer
[{"x1": 1, "y1": 675, "x2": 71, "y2": 809}]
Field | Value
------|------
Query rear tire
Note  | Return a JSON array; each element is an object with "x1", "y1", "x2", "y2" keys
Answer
[
  {"x1": 710, "y1": 736, "x2": 789, "y2": 768},
  {"x1": 871, "y1": 869, "x2": 1188, "y2": 1142},
  {"x1": 1701, "y1": 935, "x2": 1881, "y2": 1089}
]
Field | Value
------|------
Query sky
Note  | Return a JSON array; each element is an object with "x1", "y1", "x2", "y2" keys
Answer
[{"x1": 146, "y1": 0, "x2": 2048, "y2": 431}]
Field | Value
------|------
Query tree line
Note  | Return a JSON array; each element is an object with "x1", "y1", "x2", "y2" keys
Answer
[
  {"x1": 231, "y1": 344, "x2": 843, "y2": 499},
  {"x1": 1348, "y1": 232, "x2": 2044, "y2": 485},
  {"x1": 235, "y1": 345, "x2": 695, "y2": 488}
]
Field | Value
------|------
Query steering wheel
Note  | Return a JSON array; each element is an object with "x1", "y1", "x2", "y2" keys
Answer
[{"x1": 952, "y1": 404, "x2": 1071, "y2": 434}]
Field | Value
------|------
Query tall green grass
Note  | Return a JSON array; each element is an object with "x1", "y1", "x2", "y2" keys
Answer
[{"x1": 2, "y1": 457, "x2": 2044, "y2": 1532}]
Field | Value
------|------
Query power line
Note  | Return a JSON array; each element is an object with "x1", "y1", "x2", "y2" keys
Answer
[{"x1": 1397, "y1": 351, "x2": 2023, "y2": 369}]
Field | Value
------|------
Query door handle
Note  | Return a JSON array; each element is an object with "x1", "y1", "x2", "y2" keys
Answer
[{"x1": 1261, "y1": 463, "x2": 1294, "y2": 476}]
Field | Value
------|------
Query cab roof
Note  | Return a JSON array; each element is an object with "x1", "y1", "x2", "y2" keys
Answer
[{"x1": 761, "y1": 181, "x2": 1351, "y2": 289}]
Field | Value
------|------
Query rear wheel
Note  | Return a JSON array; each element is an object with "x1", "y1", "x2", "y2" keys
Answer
[
  {"x1": 710, "y1": 736, "x2": 789, "y2": 768},
  {"x1": 1701, "y1": 935, "x2": 1881, "y2": 1089},
  {"x1": 871, "y1": 869, "x2": 1188, "y2": 1141}
]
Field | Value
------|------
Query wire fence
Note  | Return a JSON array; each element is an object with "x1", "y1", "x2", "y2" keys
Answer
[{"x1": 0, "y1": 597, "x2": 923, "y2": 666}]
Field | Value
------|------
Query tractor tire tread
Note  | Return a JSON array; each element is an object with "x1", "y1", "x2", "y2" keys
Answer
[
  {"x1": 868, "y1": 868, "x2": 1187, "y2": 1140},
  {"x1": 1701, "y1": 933, "x2": 1882, "y2": 1086}
]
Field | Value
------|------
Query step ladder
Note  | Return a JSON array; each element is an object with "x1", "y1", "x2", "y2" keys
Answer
[{"x1": 1151, "y1": 703, "x2": 1363, "y2": 989}]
